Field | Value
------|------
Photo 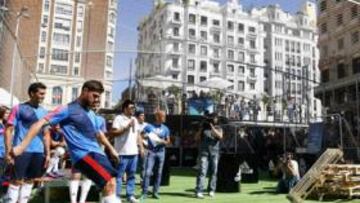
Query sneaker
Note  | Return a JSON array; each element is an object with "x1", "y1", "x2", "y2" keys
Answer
[
  {"x1": 152, "y1": 193, "x2": 160, "y2": 199},
  {"x1": 209, "y1": 191, "x2": 215, "y2": 198},
  {"x1": 128, "y1": 196, "x2": 139, "y2": 203},
  {"x1": 140, "y1": 194, "x2": 147, "y2": 200},
  {"x1": 196, "y1": 193, "x2": 204, "y2": 199}
]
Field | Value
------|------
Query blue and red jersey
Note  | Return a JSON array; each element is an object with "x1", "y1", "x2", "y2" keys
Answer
[
  {"x1": 44, "y1": 101, "x2": 105, "y2": 163},
  {"x1": 7, "y1": 103, "x2": 48, "y2": 153}
]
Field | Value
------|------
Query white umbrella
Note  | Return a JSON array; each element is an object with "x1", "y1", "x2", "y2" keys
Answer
[
  {"x1": 0, "y1": 88, "x2": 20, "y2": 108},
  {"x1": 139, "y1": 75, "x2": 182, "y2": 89},
  {"x1": 197, "y1": 77, "x2": 233, "y2": 90}
]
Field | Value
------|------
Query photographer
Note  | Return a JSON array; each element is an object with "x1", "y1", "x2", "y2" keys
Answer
[
  {"x1": 195, "y1": 113, "x2": 223, "y2": 199},
  {"x1": 275, "y1": 152, "x2": 300, "y2": 193}
]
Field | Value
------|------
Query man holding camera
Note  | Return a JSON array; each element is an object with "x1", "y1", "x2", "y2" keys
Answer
[
  {"x1": 275, "y1": 152, "x2": 300, "y2": 193},
  {"x1": 195, "y1": 113, "x2": 223, "y2": 199}
]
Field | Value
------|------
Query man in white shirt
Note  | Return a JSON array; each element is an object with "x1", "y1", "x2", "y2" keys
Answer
[
  {"x1": 111, "y1": 100, "x2": 144, "y2": 203},
  {"x1": 135, "y1": 110, "x2": 148, "y2": 184},
  {"x1": 276, "y1": 152, "x2": 300, "y2": 193}
]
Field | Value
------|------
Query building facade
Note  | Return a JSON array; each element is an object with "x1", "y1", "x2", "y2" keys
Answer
[
  {"x1": 0, "y1": 0, "x2": 117, "y2": 109},
  {"x1": 136, "y1": 0, "x2": 321, "y2": 121},
  {"x1": 136, "y1": 0, "x2": 265, "y2": 101},
  {"x1": 253, "y1": 2, "x2": 322, "y2": 122},
  {"x1": 315, "y1": 0, "x2": 360, "y2": 132}
]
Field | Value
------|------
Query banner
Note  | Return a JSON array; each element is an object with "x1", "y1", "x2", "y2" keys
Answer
[
  {"x1": 188, "y1": 98, "x2": 214, "y2": 115},
  {"x1": 307, "y1": 122, "x2": 324, "y2": 154}
]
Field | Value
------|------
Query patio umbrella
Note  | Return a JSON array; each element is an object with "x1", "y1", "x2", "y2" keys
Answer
[
  {"x1": 197, "y1": 77, "x2": 233, "y2": 90},
  {"x1": 138, "y1": 75, "x2": 182, "y2": 89},
  {"x1": 0, "y1": 88, "x2": 20, "y2": 108}
]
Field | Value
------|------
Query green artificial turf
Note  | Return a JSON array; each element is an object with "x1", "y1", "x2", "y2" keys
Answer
[{"x1": 30, "y1": 168, "x2": 360, "y2": 203}]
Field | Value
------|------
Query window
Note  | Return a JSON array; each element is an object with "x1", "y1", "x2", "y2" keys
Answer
[
  {"x1": 55, "y1": 2, "x2": 72, "y2": 15},
  {"x1": 238, "y1": 23, "x2": 244, "y2": 32},
  {"x1": 172, "y1": 74, "x2": 178, "y2": 80},
  {"x1": 189, "y1": 29, "x2": 196, "y2": 39},
  {"x1": 352, "y1": 57, "x2": 360, "y2": 74},
  {"x1": 41, "y1": 31, "x2": 46, "y2": 42},
  {"x1": 109, "y1": 13, "x2": 116, "y2": 24},
  {"x1": 238, "y1": 52, "x2": 245, "y2": 62},
  {"x1": 200, "y1": 76, "x2": 206, "y2": 82},
  {"x1": 213, "y1": 63, "x2": 220, "y2": 73},
  {"x1": 172, "y1": 58, "x2": 179, "y2": 68},
  {"x1": 72, "y1": 87, "x2": 78, "y2": 101},
  {"x1": 38, "y1": 63, "x2": 44, "y2": 73},
  {"x1": 105, "y1": 91, "x2": 111, "y2": 108},
  {"x1": 188, "y1": 75, "x2": 195, "y2": 84},
  {"x1": 320, "y1": 1, "x2": 326, "y2": 12},
  {"x1": 78, "y1": 6, "x2": 84, "y2": 17},
  {"x1": 250, "y1": 54, "x2": 256, "y2": 63},
  {"x1": 200, "y1": 61, "x2": 207, "y2": 72},
  {"x1": 352, "y1": 31, "x2": 359, "y2": 44},
  {"x1": 337, "y1": 63, "x2": 346, "y2": 79},
  {"x1": 200, "y1": 16, "x2": 207, "y2": 26},
  {"x1": 321, "y1": 69, "x2": 329, "y2": 83},
  {"x1": 249, "y1": 39, "x2": 256, "y2": 49},
  {"x1": 173, "y1": 27, "x2": 179, "y2": 36},
  {"x1": 54, "y1": 18, "x2": 71, "y2": 31},
  {"x1": 238, "y1": 81, "x2": 244, "y2": 91},
  {"x1": 249, "y1": 67, "x2": 255, "y2": 77},
  {"x1": 200, "y1": 46, "x2": 207, "y2": 56},
  {"x1": 50, "y1": 65, "x2": 67, "y2": 74},
  {"x1": 53, "y1": 33, "x2": 70, "y2": 45},
  {"x1": 188, "y1": 59, "x2": 195, "y2": 71},
  {"x1": 73, "y1": 67, "x2": 79, "y2": 76},
  {"x1": 250, "y1": 83, "x2": 255, "y2": 90},
  {"x1": 174, "y1": 12, "x2": 180, "y2": 21},
  {"x1": 320, "y1": 23, "x2": 327, "y2": 34},
  {"x1": 200, "y1": 31, "x2": 207, "y2": 40},
  {"x1": 352, "y1": 6, "x2": 358, "y2": 19},
  {"x1": 249, "y1": 26, "x2": 256, "y2": 33},
  {"x1": 52, "y1": 48, "x2": 68, "y2": 61},
  {"x1": 213, "y1": 33, "x2": 220, "y2": 43},
  {"x1": 275, "y1": 25, "x2": 282, "y2": 33},
  {"x1": 52, "y1": 87, "x2": 63, "y2": 105},
  {"x1": 106, "y1": 56, "x2": 113, "y2": 67},
  {"x1": 188, "y1": 44, "x2": 196, "y2": 54},
  {"x1": 238, "y1": 66, "x2": 245, "y2": 75},
  {"x1": 338, "y1": 38, "x2": 344, "y2": 50},
  {"x1": 213, "y1": 48, "x2": 219, "y2": 58},
  {"x1": 212, "y1": 19, "x2": 220, "y2": 26},
  {"x1": 228, "y1": 50, "x2": 234, "y2": 60},
  {"x1": 227, "y1": 21, "x2": 234, "y2": 30},
  {"x1": 107, "y1": 41, "x2": 114, "y2": 51},
  {"x1": 238, "y1": 37, "x2": 244, "y2": 46},
  {"x1": 173, "y1": 42, "x2": 179, "y2": 52},
  {"x1": 336, "y1": 14, "x2": 343, "y2": 26},
  {"x1": 109, "y1": 27, "x2": 115, "y2": 38},
  {"x1": 227, "y1": 64, "x2": 234, "y2": 73},
  {"x1": 189, "y1": 14, "x2": 196, "y2": 24},
  {"x1": 43, "y1": 15, "x2": 48, "y2": 24},
  {"x1": 76, "y1": 36, "x2": 81, "y2": 47},
  {"x1": 75, "y1": 53, "x2": 80, "y2": 63},
  {"x1": 228, "y1": 80, "x2": 234, "y2": 90},
  {"x1": 227, "y1": 35, "x2": 234, "y2": 45},
  {"x1": 44, "y1": 0, "x2": 50, "y2": 11}
]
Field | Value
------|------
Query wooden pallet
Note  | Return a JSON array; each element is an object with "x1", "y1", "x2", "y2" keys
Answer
[{"x1": 287, "y1": 148, "x2": 343, "y2": 203}]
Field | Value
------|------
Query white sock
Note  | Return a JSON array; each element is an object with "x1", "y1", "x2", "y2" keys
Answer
[
  {"x1": 102, "y1": 194, "x2": 122, "y2": 203},
  {"x1": 18, "y1": 183, "x2": 34, "y2": 203},
  {"x1": 69, "y1": 180, "x2": 80, "y2": 203},
  {"x1": 53, "y1": 156, "x2": 60, "y2": 173},
  {"x1": 46, "y1": 156, "x2": 57, "y2": 174},
  {"x1": 79, "y1": 179, "x2": 92, "y2": 203},
  {"x1": 4, "y1": 184, "x2": 20, "y2": 203}
]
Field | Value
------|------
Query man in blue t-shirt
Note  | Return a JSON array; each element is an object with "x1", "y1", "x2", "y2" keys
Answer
[
  {"x1": 11, "y1": 80, "x2": 121, "y2": 203},
  {"x1": 141, "y1": 110, "x2": 170, "y2": 199},
  {"x1": 4, "y1": 83, "x2": 50, "y2": 203}
]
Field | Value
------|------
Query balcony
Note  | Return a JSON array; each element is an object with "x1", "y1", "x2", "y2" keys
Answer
[
  {"x1": 210, "y1": 26, "x2": 221, "y2": 33},
  {"x1": 247, "y1": 75, "x2": 257, "y2": 82},
  {"x1": 169, "y1": 19, "x2": 181, "y2": 25}
]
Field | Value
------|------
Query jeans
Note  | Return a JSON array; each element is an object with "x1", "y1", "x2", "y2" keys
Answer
[
  {"x1": 277, "y1": 176, "x2": 299, "y2": 193},
  {"x1": 139, "y1": 150, "x2": 148, "y2": 182},
  {"x1": 116, "y1": 155, "x2": 138, "y2": 198},
  {"x1": 142, "y1": 150, "x2": 165, "y2": 195},
  {"x1": 195, "y1": 152, "x2": 219, "y2": 193}
]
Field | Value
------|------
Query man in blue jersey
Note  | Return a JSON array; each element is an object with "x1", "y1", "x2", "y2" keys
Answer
[
  {"x1": 11, "y1": 80, "x2": 121, "y2": 203},
  {"x1": 142, "y1": 110, "x2": 170, "y2": 199},
  {"x1": 3, "y1": 82, "x2": 51, "y2": 203}
]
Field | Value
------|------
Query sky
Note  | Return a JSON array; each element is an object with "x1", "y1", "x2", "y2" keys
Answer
[{"x1": 113, "y1": 0, "x2": 309, "y2": 103}]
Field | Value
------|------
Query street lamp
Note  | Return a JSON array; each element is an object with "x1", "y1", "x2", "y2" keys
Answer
[{"x1": 9, "y1": 6, "x2": 29, "y2": 107}]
